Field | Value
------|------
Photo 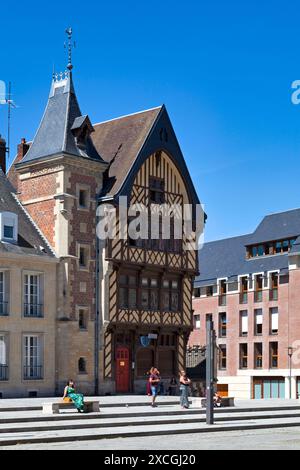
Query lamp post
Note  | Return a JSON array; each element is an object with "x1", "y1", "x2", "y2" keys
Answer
[
  {"x1": 287, "y1": 346, "x2": 294, "y2": 399},
  {"x1": 206, "y1": 314, "x2": 216, "y2": 424}
]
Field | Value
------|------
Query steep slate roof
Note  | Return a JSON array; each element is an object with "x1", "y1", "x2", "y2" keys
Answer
[
  {"x1": 91, "y1": 105, "x2": 200, "y2": 208},
  {"x1": 91, "y1": 107, "x2": 162, "y2": 198},
  {"x1": 0, "y1": 170, "x2": 54, "y2": 257},
  {"x1": 20, "y1": 73, "x2": 105, "y2": 165},
  {"x1": 195, "y1": 209, "x2": 300, "y2": 287},
  {"x1": 247, "y1": 208, "x2": 300, "y2": 245}
]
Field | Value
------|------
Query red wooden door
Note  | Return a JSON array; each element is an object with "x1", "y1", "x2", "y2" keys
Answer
[{"x1": 116, "y1": 347, "x2": 130, "y2": 393}]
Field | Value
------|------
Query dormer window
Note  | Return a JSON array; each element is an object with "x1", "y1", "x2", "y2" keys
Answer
[
  {"x1": 247, "y1": 238, "x2": 296, "y2": 258},
  {"x1": 0, "y1": 212, "x2": 18, "y2": 243}
]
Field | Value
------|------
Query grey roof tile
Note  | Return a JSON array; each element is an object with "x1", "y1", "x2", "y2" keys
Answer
[
  {"x1": 19, "y1": 73, "x2": 105, "y2": 165},
  {"x1": 196, "y1": 209, "x2": 300, "y2": 287},
  {"x1": 0, "y1": 170, "x2": 54, "y2": 257}
]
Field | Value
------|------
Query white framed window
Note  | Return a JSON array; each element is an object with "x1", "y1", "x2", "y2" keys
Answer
[
  {"x1": 240, "y1": 310, "x2": 248, "y2": 336},
  {"x1": 0, "y1": 271, "x2": 9, "y2": 316},
  {"x1": 194, "y1": 314, "x2": 201, "y2": 329},
  {"x1": 24, "y1": 273, "x2": 43, "y2": 317},
  {"x1": 0, "y1": 335, "x2": 7, "y2": 365},
  {"x1": 0, "y1": 334, "x2": 8, "y2": 381},
  {"x1": 270, "y1": 307, "x2": 279, "y2": 335},
  {"x1": 23, "y1": 335, "x2": 43, "y2": 380},
  {"x1": 0, "y1": 212, "x2": 18, "y2": 242}
]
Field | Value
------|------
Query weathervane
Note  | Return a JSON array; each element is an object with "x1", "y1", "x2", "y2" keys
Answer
[{"x1": 65, "y1": 27, "x2": 75, "y2": 71}]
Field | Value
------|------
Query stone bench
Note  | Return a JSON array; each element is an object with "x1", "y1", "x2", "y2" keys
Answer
[
  {"x1": 42, "y1": 400, "x2": 100, "y2": 414},
  {"x1": 200, "y1": 397, "x2": 234, "y2": 408}
]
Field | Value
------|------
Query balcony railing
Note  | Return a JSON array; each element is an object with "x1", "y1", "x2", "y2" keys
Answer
[
  {"x1": 0, "y1": 365, "x2": 8, "y2": 381},
  {"x1": 24, "y1": 303, "x2": 43, "y2": 318},
  {"x1": 23, "y1": 365, "x2": 43, "y2": 380},
  {"x1": 0, "y1": 301, "x2": 9, "y2": 316}
]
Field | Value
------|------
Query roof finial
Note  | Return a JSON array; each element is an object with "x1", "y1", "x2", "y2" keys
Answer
[{"x1": 65, "y1": 27, "x2": 75, "y2": 71}]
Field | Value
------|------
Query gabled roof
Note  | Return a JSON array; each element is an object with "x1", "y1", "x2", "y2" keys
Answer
[
  {"x1": 0, "y1": 170, "x2": 54, "y2": 257},
  {"x1": 91, "y1": 107, "x2": 162, "y2": 198},
  {"x1": 195, "y1": 208, "x2": 300, "y2": 287},
  {"x1": 19, "y1": 73, "x2": 105, "y2": 165},
  {"x1": 91, "y1": 105, "x2": 200, "y2": 207}
]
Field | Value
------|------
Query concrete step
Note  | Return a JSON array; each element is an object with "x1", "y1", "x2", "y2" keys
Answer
[
  {"x1": 2, "y1": 403, "x2": 300, "y2": 425},
  {"x1": 3, "y1": 416, "x2": 300, "y2": 446},
  {"x1": 2, "y1": 409, "x2": 300, "y2": 434}
]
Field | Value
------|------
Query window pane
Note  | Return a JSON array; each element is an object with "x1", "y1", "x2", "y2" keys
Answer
[
  {"x1": 150, "y1": 290, "x2": 159, "y2": 310},
  {"x1": 4, "y1": 225, "x2": 14, "y2": 239},
  {"x1": 128, "y1": 289, "x2": 137, "y2": 309},
  {"x1": 163, "y1": 292, "x2": 170, "y2": 310},
  {"x1": 119, "y1": 288, "x2": 127, "y2": 308},
  {"x1": 141, "y1": 290, "x2": 149, "y2": 309},
  {"x1": 171, "y1": 292, "x2": 179, "y2": 311}
]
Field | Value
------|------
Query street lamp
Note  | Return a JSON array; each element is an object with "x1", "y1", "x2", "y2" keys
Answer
[{"x1": 287, "y1": 346, "x2": 295, "y2": 399}]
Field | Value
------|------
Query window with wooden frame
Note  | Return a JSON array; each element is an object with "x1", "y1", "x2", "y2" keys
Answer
[
  {"x1": 240, "y1": 310, "x2": 248, "y2": 337},
  {"x1": 149, "y1": 177, "x2": 165, "y2": 204},
  {"x1": 193, "y1": 314, "x2": 201, "y2": 330},
  {"x1": 118, "y1": 274, "x2": 138, "y2": 309},
  {"x1": 240, "y1": 276, "x2": 248, "y2": 304},
  {"x1": 247, "y1": 238, "x2": 296, "y2": 259},
  {"x1": 219, "y1": 312, "x2": 227, "y2": 338},
  {"x1": 219, "y1": 280, "x2": 227, "y2": 306},
  {"x1": 219, "y1": 344, "x2": 227, "y2": 370},
  {"x1": 206, "y1": 285, "x2": 213, "y2": 297},
  {"x1": 270, "y1": 342, "x2": 278, "y2": 368},
  {"x1": 269, "y1": 272, "x2": 279, "y2": 301},
  {"x1": 162, "y1": 279, "x2": 180, "y2": 312},
  {"x1": 254, "y1": 274, "x2": 263, "y2": 302},
  {"x1": 254, "y1": 343, "x2": 263, "y2": 369},
  {"x1": 140, "y1": 276, "x2": 159, "y2": 311},
  {"x1": 270, "y1": 307, "x2": 278, "y2": 335},
  {"x1": 239, "y1": 343, "x2": 248, "y2": 369},
  {"x1": 254, "y1": 309, "x2": 263, "y2": 335}
]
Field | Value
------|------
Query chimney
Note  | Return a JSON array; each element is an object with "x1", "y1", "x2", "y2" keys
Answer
[
  {"x1": 17, "y1": 138, "x2": 29, "y2": 163},
  {"x1": 0, "y1": 135, "x2": 6, "y2": 174}
]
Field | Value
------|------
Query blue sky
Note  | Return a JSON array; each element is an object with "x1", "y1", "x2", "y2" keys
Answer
[{"x1": 0, "y1": 0, "x2": 300, "y2": 241}]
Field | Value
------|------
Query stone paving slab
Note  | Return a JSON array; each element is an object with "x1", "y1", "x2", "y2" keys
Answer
[{"x1": 2, "y1": 426, "x2": 299, "y2": 450}]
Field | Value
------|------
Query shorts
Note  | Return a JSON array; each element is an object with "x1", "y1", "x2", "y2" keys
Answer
[{"x1": 151, "y1": 385, "x2": 158, "y2": 396}]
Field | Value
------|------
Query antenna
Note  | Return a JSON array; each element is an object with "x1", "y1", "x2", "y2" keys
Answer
[
  {"x1": 0, "y1": 81, "x2": 17, "y2": 165},
  {"x1": 7, "y1": 82, "x2": 11, "y2": 163}
]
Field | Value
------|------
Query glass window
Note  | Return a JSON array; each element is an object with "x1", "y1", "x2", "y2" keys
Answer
[
  {"x1": 141, "y1": 290, "x2": 149, "y2": 309},
  {"x1": 194, "y1": 314, "x2": 200, "y2": 329},
  {"x1": 3, "y1": 225, "x2": 14, "y2": 239}
]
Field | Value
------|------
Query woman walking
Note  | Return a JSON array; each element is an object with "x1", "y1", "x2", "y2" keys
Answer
[
  {"x1": 149, "y1": 367, "x2": 160, "y2": 407},
  {"x1": 63, "y1": 380, "x2": 85, "y2": 413},
  {"x1": 179, "y1": 370, "x2": 191, "y2": 409}
]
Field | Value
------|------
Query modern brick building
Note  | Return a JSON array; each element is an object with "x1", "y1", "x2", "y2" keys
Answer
[
  {"x1": 3, "y1": 58, "x2": 201, "y2": 396},
  {"x1": 190, "y1": 209, "x2": 300, "y2": 399}
]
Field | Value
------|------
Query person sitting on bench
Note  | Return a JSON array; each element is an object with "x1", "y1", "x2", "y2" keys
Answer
[
  {"x1": 63, "y1": 379, "x2": 85, "y2": 413},
  {"x1": 213, "y1": 392, "x2": 222, "y2": 407}
]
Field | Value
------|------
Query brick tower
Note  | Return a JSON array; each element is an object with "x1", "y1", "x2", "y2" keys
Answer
[{"x1": 14, "y1": 69, "x2": 107, "y2": 394}]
